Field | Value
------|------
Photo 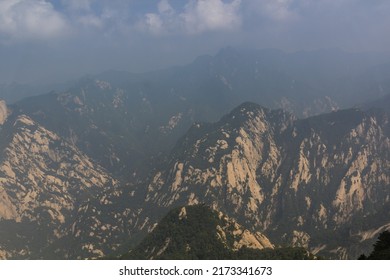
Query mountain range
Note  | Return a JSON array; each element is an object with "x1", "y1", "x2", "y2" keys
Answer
[{"x1": 0, "y1": 47, "x2": 389, "y2": 259}]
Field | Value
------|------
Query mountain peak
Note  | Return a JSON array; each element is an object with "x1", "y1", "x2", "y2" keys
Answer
[
  {"x1": 231, "y1": 101, "x2": 268, "y2": 114},
  {"x1": 145, "y1": 101, "x2": 390, "y2": 259},
  {"x1": 13, "y1": 114, "x2": 36, "y2": 127},
  {"x1": 215, "y1": 46, "x2": 242, "y2": 63}
]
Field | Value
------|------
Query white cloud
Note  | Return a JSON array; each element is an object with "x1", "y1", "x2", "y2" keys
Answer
[
  {"x1": 247, "y1": 0, "x2": 298, "y2": 22},
  {"x1": 61, "y1": 0, "x2": 103, "y2": 29},
  {"x1": 144, "y1": 13, "x2": 164, "y2": 35},
  {"x1": 0, "y1": 0, "x2": 69, "y2": 41},
  {"x1": 140, "y1": 0, "x2": 242, "y2": 35},
  {"x1": 181, "y1": 0, "x2": 242, "y2": 34},
  {"x1": 158, "y1": 0, "x2": 174, "y2": 16},
  {"x1": 264, "y1": 0, "x2": 298, "y2": 21}
]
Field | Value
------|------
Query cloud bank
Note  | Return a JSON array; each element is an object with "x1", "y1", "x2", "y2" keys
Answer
[
  {"x1": 0, "y1": 0, "x2": 390, "y2": 83},
  {"x1": 141, "y1": 0, "x2": 242, "y2": 35},
  {"x1": 0, "y1": 0, "x2": 389, "y2": 46},
  {"x1": 0, "y1": 0, "x2": 69, "y2": 41}
]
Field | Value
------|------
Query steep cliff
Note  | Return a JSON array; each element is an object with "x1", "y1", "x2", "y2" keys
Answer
[
  {"x1": 145, "y1": 103, "x2": 390, "y2": 259},
  {"x1": 0, "y1": 113, "x2": 118, "y2": 259}
]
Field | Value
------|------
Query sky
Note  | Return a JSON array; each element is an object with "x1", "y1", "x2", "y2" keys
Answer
[{"x1": 0, "y1": 0, "x2": 390, "y2": 84}]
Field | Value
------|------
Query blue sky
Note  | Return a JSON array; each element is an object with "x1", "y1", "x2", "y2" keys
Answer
[{"x1": 1, "y1": 0, "x2": 390, "y2": 83}]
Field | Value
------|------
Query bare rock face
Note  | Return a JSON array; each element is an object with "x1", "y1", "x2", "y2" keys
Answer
[
  {"x1": 214, "y1": 210, "x2": 274, "y2": 251},
  {"x1": 0, "y1": 114, "x2": 118, "y2": 259},
  {"x1": 0, "y1": 100, "x2": 7, "y2": 125},
  {"x1": 145, "y1": 103, "x2": 390, "y2": 259},
  {"x1": 146, "y1": 104, "x2": 292, "y2": 228}
]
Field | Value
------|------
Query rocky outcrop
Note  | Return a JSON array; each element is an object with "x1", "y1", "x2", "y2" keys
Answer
[
  {"x1": 0, "y1": 100, "x2": 7, "y2": 125},
  {"x1": 146, "y1": 104, "x2": 293, "y2": 229},
  {"x1": 145, "y1": 103, "x2": 390, "y2": 259},
  {"x1": 0, "y1": 114, "x2": 118, "y2": 259},
  {"x1": 215, "y1": 209, "x2": 274, "y2": 251}
]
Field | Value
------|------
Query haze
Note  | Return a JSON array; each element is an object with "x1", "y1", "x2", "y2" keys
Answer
[{"x1": 0, "y1": 0, "x2": 390, "y2": 84}]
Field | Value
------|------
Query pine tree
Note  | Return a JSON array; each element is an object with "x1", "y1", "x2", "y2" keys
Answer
[{"x1": 359, "y1": 230, "x2": 390, "y2": 260}]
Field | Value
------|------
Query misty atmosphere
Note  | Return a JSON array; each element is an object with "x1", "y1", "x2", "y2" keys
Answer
[{"x1": 0, "y1": 0, "x2": 390, "y2": 260}]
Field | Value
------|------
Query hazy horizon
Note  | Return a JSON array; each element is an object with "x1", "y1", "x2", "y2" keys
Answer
[{"x1": 1, "y1": 0, "x2": 390, "y2": 84}]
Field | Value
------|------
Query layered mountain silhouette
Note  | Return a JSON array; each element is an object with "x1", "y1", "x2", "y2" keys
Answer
[{"x1": 0, "y1": 48, "x2": 389, "y2": 259}]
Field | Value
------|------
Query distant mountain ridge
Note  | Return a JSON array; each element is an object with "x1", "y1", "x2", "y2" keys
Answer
[{"x1": 8, "y1": 48, "x2": 390, "y2": 179}]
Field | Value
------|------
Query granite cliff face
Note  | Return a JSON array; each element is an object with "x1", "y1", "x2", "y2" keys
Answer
[
  {"x1": 146, "y1": 103, "x2": 292, "y2": 226},
  {"x1": 0, "y1": 113, "x2": 118, "y2": 259},
  {"x1": 145, "y1": 103, "x2": 390, "y2": 259},
  {"x1": 0, "y1": 100, "x2": 7, "y2": 125}
]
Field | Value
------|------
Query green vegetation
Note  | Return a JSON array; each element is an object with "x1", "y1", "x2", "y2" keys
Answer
[
  {"x1": 359, "y1": 230, "x2": 390, "y2": 260},
  {"x1": 121, "y1": 204, "x2": 229, "y2": 260},
  {"x1": 234, "y1": 247, "x2": 315, "y2": 260},
  {"x1": 120, "y1": 205, "x2": 315, "y2": 260}
]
